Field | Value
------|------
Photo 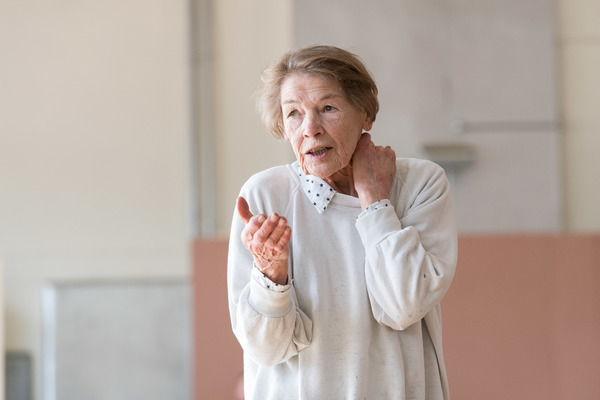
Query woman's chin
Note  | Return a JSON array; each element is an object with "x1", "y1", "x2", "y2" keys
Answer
[
  {"x1": 303, "y1": 164, "x2": 326, "y2": 178},
  {"x1": 306, "y1": 166, "x2": 338, "y2": 181},
  {"x1": 299, "y1": 152, "x2": 346, "y2": 178}
]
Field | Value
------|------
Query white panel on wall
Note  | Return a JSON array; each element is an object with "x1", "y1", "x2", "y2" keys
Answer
[
  {"x1": 447, "y1": 0, "x2": 557, "y2": 124},
  {"x1": 443, "y1": 0, "x2": 561, "y2": 232},
  {"x1": 292, "y1": 0, "x2": 562, "y2": 232},
  {"x1": 42, "y1": 281, "x2": 191, "y2": 400}
]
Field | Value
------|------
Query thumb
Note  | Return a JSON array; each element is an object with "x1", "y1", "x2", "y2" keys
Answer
[
  {"x1": 353, "y1": 132, "x2": 371, "y2": 158},
  {"x1": 358, "y1": 132, "x2": 372, "y2": 146},
  {"x1": 236, "y1": 196, "x2": 253, "y2": 224}
]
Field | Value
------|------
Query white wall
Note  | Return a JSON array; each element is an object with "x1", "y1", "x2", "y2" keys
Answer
[
  {"x1": 291, "y1": 0, "x2": 563, "y2": 233},
  {"x1": 558, "y1": 0, "x2": 600, "y2": 231},
  {"x1": 0, "y1": 1, "x2": 191, "y2": 398},
  {"x1": 213, "y1": 0, "x2": 294, "y2": 237},
  {"x1": 209, "y1": 0, "x2": 600, "y2": 235}
]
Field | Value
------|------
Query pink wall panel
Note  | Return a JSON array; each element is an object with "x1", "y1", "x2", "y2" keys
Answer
[
  {"x1": 193, "y1": 240, "x2": 242, "y2": 400},
  {"x1": 443, "y1": 235, "x2": 600, "y2": 399},
  {"x1": 194, "y1": 235, "x2": 600, "y2": 399}
]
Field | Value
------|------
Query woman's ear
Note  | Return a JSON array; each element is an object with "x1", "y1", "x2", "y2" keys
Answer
[{"x1": 362, "y1": 118, "x2": 373, "y2": 132}]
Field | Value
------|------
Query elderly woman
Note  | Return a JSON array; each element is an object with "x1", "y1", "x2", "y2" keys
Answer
[{"x1": 227, "y1": 45, "x2": 457, "y2": 400}]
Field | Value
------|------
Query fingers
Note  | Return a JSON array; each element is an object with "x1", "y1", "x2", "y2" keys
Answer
[
  {"x1": 237, "y1": 196, "x2": 291, "y2": 250},
  {"x1": 254, "y1": 213, "x2": 290, "y2": 249},
  {"x1": 236, "y1": 196, "x2": 253, "y2": 224},
  {"x1": 242, "y1": 213, "x2": 266, "y2": 242},
  {"x1": 277, "y1": 223, "x2": 292, "y2": 250},
  {"x1": 242, "y1": 212, "x2": 292, "y2": 262},
  {"x1": 359, "y1": 132, "x2": 391, "y2": 151},
  {"x1": 238, "y1": 197, "x2": 267, "y2": 243},
  {"x1": 355, "y1": 133, "x2": 394, "y2": 159}
]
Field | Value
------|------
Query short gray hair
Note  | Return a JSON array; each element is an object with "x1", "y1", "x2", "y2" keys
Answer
[{"x1": 256, "y1": 45, "x2": 379, "y2": 139}]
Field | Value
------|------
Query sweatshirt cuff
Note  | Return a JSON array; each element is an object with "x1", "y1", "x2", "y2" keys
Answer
[
  {"x1": 355, "y1": 202, "x2": 403, "y2": 248},
  {"x1": 248, "y1": 266, "x2": 292, "y2": 317},
  {"x1": 355, "y1": 199, "x2": 392, "y2": 221}
]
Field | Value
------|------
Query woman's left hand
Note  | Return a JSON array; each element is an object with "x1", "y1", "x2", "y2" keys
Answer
[
  {"x1": 352, "y1": 132, "x2": 396, "y2": 210},
  {"x1": 236, "y1": 196, "x2": 291, "y2": 285}
]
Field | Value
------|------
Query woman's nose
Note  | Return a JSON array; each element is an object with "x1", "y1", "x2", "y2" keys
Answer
[{"x1": 303, "y1": 112, "x2": 322, "y2": 137}]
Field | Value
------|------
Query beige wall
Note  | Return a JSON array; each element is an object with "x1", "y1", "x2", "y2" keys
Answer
[
  {"x1": 558, "y1": 0, "x2": 600, "y2": 231},
  {"x1": 0, "y1": 0, "x2": 292, "y2": 397},
  {"x1": 214, "y1": 0, "x2": 294, "y2": 237},
  {"x1": 0, "y1": 1, "x2": 191, "y2": 397}
]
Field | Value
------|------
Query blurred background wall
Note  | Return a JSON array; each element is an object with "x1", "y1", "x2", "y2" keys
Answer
[
  {"x1": 0, "y1": 1, "x2": 193, "y2": 399},
  {"x1": 1, "y1": 0, "x2": 599, "y2": 399},
  {"x1": 558, "y1": 0, "x2": 600, "y2": 230},
  {"x1": 291, "y1": 0, "x2": 563, "y2": 233}
]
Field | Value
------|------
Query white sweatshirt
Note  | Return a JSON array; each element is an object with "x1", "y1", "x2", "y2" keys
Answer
[{"x1": 227, "y1": 158, "x2": 458, "y2": 400}]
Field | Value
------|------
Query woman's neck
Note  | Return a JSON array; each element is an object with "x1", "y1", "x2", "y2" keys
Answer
[{"x1": 324, "y1": 164, "x2": 358, "y2": 197}]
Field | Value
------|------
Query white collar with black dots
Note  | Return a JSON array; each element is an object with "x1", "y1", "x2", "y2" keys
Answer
[{"x1": 296, "y1": 165, "x2": 336, "y2": 214}]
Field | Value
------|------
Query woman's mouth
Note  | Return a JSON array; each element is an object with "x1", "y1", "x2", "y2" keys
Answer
[{"x1": 307, "y1": 147, "x2": 331, "y2": 158}]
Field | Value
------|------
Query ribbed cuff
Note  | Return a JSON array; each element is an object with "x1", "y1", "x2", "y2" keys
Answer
[
  {"x1": 248, "y1": 266, "x2": 292, "y2": 317},
  {"x1": 355, "y1": 203, "x2": 403, "y2": 248}
]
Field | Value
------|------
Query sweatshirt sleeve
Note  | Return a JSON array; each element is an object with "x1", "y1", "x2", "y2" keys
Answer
[
  {"x1": 355, "y1": 160, "x2": 457, "y2": 331},
  {"x1": 227, "y1": 185, "x2": 313, "y2": 366}
]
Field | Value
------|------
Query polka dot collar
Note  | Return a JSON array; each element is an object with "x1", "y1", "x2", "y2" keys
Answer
[{"x1": 296, "y1": 165, "x2": 336, "y2": 214}]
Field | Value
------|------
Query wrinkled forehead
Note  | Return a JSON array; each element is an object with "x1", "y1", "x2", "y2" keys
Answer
[{"x1": 280, "y1": 72, "x2": 346, "y2": 104}]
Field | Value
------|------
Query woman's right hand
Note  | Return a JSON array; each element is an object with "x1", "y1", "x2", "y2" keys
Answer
[
  {"x1": 352, "y1": 132, "x2": 396, "y2": 210},
  {"x1": 237, "y1": 196, "x2": 291, "y2": 285}
]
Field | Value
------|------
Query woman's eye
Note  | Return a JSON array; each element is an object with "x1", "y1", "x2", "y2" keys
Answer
[
  {"x1": 288, "y1": 110, "x2": 299, "y2": 118},
  {"x1": 323, "y1": 105, "x2": 335, "y2": 112}
]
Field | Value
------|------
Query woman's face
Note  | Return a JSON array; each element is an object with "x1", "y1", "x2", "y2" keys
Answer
[{"x1": 280, "y1": 73, "x2": 373, "y2": 180}]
